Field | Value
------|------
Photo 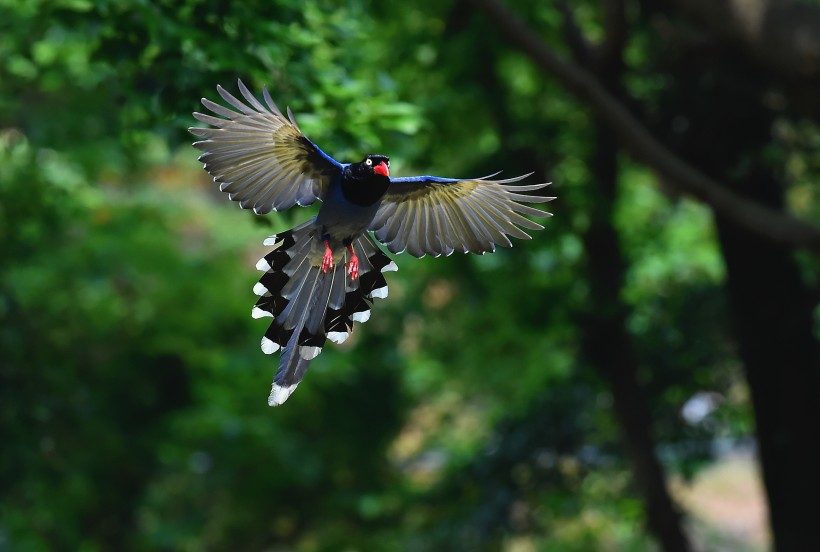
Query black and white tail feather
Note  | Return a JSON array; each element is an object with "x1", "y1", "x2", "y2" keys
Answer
[{"x1": 252, "y1": 219, "x2": 397, "y2": 406}]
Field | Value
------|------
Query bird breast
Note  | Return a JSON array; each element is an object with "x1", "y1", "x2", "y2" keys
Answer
[
  {"x1": 340, "y1": 174, "x2": 390, "y2": 207},
  {"x1": 316, "y1": 181, "x2": 384, "y2": 243}
]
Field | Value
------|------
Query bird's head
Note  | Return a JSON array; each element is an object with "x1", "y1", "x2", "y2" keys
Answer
[{"x1": 353, "y1": 154, "x2": 390, "y2": 179}]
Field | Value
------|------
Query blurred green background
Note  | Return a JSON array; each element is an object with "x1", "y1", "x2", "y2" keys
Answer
[{"x1": 2, "y1": 0, "x2": 819, "y2": 550}]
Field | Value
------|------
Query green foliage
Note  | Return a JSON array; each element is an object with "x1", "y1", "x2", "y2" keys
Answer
[{"x1": 2, "y1": 0, "x2": 806, "y2": 550}]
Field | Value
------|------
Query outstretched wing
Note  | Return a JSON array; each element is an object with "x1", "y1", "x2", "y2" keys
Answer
[
  {"x1": 369, "y1": 174, "x2": 553, "y2": 257},
  {"x1": 190, "y1": 80, "x2": 342, "y2": 214}
]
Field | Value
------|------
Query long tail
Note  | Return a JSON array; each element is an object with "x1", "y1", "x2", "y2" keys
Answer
[{"x1": 251, "y1": 219, "x2": 397, "y2": 406}]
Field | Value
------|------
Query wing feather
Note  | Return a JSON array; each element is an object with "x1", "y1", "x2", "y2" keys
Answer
[
  {"x1": 441, "y1": 197, "x2": 474, "y2": 253},
  {"x1": 473, "y1": 189, "x2": 540, "y2": 238},
  {"x1": 370, "y1": 175, "x2": 553, "y2": 257},
  {"x1": 469, "y1": 199, "x2": 514, "y2": 248},
  {"x1": 237, "y1": 80, "x2": 268, "y2": 113},
  {"x1": 429, "y1": 199, "x2": 453, "y2": 256},
  {"x1": 217, "y1": 84, "x2": 258, "y2": 115},
  {"x1": 408, "y1": 196, "x2": 430, "y2": 257},
  {"x1": 460, "y1": 196, "x2": 498, "y2": 252},
  {"x1": 190, "y1": 80, "x2": 342, "y2": 213}
]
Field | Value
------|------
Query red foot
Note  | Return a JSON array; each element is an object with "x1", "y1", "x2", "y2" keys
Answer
[
  {"x1": 346, "y1": 245, "x2": 359, "y2": 280},
  {"x1": 321, "y1": 240, "x2": 334, "y2": 273}
]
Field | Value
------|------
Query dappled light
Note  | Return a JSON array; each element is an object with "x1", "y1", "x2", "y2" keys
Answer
[{"x1": 2, "y1": 1, "x2": 818, "y2": 551}]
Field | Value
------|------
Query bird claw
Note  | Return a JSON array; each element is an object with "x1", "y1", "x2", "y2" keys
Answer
[
  {"x1": 346, "y1": 254, "x2": 359, "y2": 280},
  {"x1": 345, "y1": 244, "x2": 359, "y2": 280},
  {"x1": 321, "y1": 240, "x2": 334, "y2": 273}
]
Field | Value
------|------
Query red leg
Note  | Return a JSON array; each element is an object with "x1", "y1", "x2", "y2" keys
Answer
[
  {"x1": 345, "y1": 244, "x2": 359, "y2": 280},
  {"x1": 321, "y1": 239, "x2": 334, "y2": 273}
]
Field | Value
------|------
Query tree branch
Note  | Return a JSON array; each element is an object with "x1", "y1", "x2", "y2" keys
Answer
[
  {"x1": 660, "y1": 0, "x2": 820, "y2": 82},
  {"x1": 555, "y1": 0, "x2": 594, "y2": 68},
  {"x1": 468, "y1": 0, "x2": 820, "y2": 255},
  {"x1": 599, "y1": 0, "x2": 628, "y2": 69}
]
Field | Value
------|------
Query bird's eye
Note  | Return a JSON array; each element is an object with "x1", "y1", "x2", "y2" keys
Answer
[{"x1": 365, "y1": 159, "x2": 372, "y2": 166}]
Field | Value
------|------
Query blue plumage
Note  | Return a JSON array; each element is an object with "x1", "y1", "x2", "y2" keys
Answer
[{"x1": 191, "y1": 80, "x2": 553, "y2": 405}]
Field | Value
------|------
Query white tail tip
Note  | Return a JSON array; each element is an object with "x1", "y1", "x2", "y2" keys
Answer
[
  {"x1": 261, "y1": 336, "x2": 279, "y2": 354},
  {"x1": 299, "y1": 346, "x2": 322, "y2": 360},
  {"x1": 352, "y1": 310, "x2": 371, "y2": 323},
  {"x1": 268, "y1": 382, "x2": 299, "y2": 406},
  {"x1": 253, "y1": 282, "x2": 268, "y2": 296},
  {"x1": 370, "y1": 286, "x2": 388, "y2": 299},
  {"x1": 251, "y1": 306, "x2": 273, "y2": 319},
  {"x1": 327, "y1": 331, "x2": 350, "y2": 344}
]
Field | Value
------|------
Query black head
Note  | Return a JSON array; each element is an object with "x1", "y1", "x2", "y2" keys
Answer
[
  {"x1": 350, "y1": 154, "x2": 390, "y2": 180},
  {"x1": 342, "y1": 154, "x2": 391, "y2": 207}
]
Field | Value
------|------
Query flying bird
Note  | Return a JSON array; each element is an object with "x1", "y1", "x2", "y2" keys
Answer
[{"x1": 191, "y1": 80, "x2": 553, "y2": 406}]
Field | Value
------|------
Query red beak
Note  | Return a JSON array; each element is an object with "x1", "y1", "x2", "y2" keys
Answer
[{"x1": 374, "y1": 161, "x2": 390, "y2": 177}]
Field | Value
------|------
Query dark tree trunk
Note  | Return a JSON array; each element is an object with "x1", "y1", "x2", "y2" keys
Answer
[
  {"x1": 714, "y1": 166, "x2": 820, "y2": 552},
  {"x1": 582, "y1": 122, "x2": 692, "y2": 552},
  {"x1": 576, "y1": 9, "x2": 692, "y2": 547}
]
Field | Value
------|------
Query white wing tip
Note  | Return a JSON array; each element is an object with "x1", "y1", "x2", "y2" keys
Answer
[
  {"x1": 251, "y1": 306, "x2": 273, "y2": 319},
  {"x1": 256, "y1": 257, "x2": 271, "y2": 272},
  {"x1": 268, "y1": 382, "x2": 299, "y2": 407},
  {"x1": 261, "y1": 336, "x2": 279, "y2": 354},
  {"x1": 263, "y1": 235, "x2": 278, "y2": 246},
  {"x1": 381, "y1": 261, "x2": 399, "y2": 273}
]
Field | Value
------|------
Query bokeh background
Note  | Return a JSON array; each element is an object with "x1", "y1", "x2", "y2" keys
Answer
[{"x1": 2, "y1": 0, "x2": 819, "y2": 550}]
